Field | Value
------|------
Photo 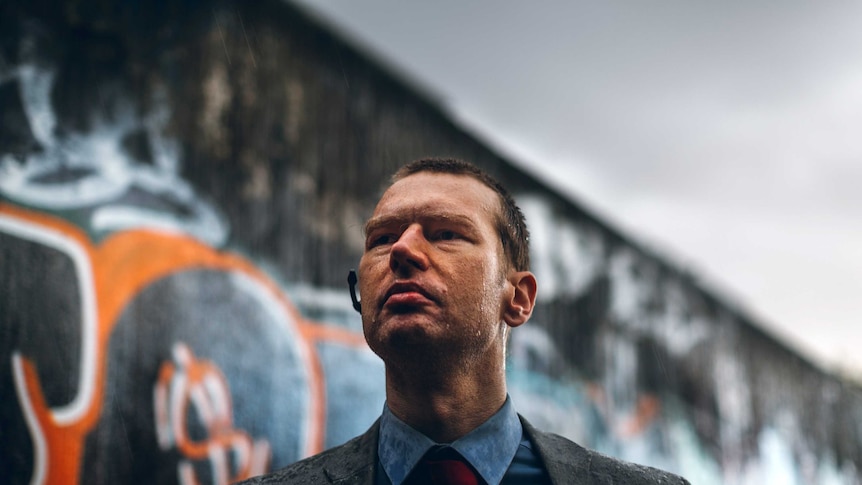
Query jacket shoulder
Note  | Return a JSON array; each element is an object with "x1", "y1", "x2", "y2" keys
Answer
[
  {"x1": 582, "y1": 449, "x2": 691, "y2": 485},
  {"x1": 520, "y1": 416, "x2": 690, "y2": 485},
  {"x1": 238, "y1": 421, "x2": 379, "y2": 485}
]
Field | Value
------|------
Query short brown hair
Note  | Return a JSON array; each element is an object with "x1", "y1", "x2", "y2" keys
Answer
[{"x1": 392, "y1": 158, "x2": 531, "y2": 271}]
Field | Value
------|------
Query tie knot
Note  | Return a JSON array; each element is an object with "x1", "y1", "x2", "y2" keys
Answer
[{"x1": 408, "y1": 447, "x2": 480, "y2": 485}]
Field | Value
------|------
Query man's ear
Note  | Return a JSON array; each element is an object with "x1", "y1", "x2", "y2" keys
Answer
[{"x1": 503, "y1": 271, "x2": 537, "y2": 328}]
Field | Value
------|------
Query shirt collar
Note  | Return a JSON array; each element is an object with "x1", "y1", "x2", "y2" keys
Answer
[{"x1": 378, "y1": 396, "x2": 523, "y2": 485}]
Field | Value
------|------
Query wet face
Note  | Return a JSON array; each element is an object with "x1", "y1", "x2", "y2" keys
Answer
[{"x1": 358, "y1": 173, "x2": 512, "y2": 362}]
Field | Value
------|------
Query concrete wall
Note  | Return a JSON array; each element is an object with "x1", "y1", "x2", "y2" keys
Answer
[{"x1": 1, "y1": 1, "x2": 860, "y2": 483}]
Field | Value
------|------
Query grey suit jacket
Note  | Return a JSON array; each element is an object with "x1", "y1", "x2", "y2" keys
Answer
[{"x1": 239, "y1": 416, "x2": 690, "y2": 484}]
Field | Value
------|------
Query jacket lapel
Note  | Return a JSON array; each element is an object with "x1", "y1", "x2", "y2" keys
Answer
[
  {"x1": 322, "y1": 420, "x2": 380, "y2": 484},
  {"x1": 520, "y1": 415, "x2": 593, "y2": 485}
]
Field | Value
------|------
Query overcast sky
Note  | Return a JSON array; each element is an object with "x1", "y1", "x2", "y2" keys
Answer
[{"x1": 291, "y1": 0, "x2": 862, "y2": 379}]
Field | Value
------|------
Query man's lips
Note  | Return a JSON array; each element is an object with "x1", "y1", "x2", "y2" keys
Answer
[{"x1": 383, "y1": 282, "x2": 436, "y2": 307}]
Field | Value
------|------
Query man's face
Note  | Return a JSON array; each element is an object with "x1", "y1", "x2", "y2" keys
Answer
[{"x1": 358, "y1": 172, "x2": 511, "y2": 361}]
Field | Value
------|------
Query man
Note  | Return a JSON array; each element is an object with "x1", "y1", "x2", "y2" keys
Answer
[{"x1": 241, "y1": 158, "x2": 689, "y2": 484}]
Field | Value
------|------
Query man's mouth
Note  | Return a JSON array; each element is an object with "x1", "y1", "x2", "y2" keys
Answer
[{"x1": 383, "y1": 282, "x2": 435, "y2": 308}]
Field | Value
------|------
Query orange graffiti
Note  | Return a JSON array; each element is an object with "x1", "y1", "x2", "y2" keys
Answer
[
  {"x1": 1, "y1": 202, "x2": 370, "y2": 484},
  {"x1": 154, "y1": 342, "x2": 270, "y2": 484},
  {"x1": 586, "y1": 383, "x2": 662, "y2": 439}
]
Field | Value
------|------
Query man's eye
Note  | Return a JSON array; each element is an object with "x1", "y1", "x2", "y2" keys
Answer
[
  {"x1": 367, "y1": 234, "x2": 395, "y2": 248},
  {"x1": 436, "y1": 230, "x2": 459, "y2": 241}
]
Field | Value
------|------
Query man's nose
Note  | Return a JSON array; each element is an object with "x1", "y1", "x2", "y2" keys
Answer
[{"x1": 389, "y1": 224, "x2": 430, "y2": 273}]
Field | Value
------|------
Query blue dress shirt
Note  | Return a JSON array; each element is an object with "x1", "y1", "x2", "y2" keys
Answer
[{"x1": 376, "y1": 397, "x2": 550, "y2": 485}]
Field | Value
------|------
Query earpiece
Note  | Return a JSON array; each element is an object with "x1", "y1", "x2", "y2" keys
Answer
[{"x1": 347, "y1": 270, "x2": 361, "y2": 313}]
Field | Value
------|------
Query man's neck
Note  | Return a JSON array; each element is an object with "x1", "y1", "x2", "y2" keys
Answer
[{"x1": 383, "y1": 362, "x2": 508, "y2": 443}]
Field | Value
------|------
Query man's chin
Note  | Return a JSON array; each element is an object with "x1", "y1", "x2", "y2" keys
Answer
[{"x1": 373, "y1": 315, "x2": 440, "y2": 347}]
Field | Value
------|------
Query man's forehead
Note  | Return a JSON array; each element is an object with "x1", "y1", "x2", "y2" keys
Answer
[
  {"x1": 382, "y1": 172, "x2": 496, "y2": 202},
  {"x1": 366, "y1": 172, "x2": 501, "y2": 229}
]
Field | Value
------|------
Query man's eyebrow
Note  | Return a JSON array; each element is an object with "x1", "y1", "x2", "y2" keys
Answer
[
  {"x1": 363, "y1": 212, "x2": 478, "y2": 235},
  {"x1": 363, "y1": 215, "x2": 398, "y2": 236}
]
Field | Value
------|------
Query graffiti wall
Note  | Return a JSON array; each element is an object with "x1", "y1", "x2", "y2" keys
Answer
[{"x1": 1, "y1": 1, "x2": 860, "y2": 484}]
